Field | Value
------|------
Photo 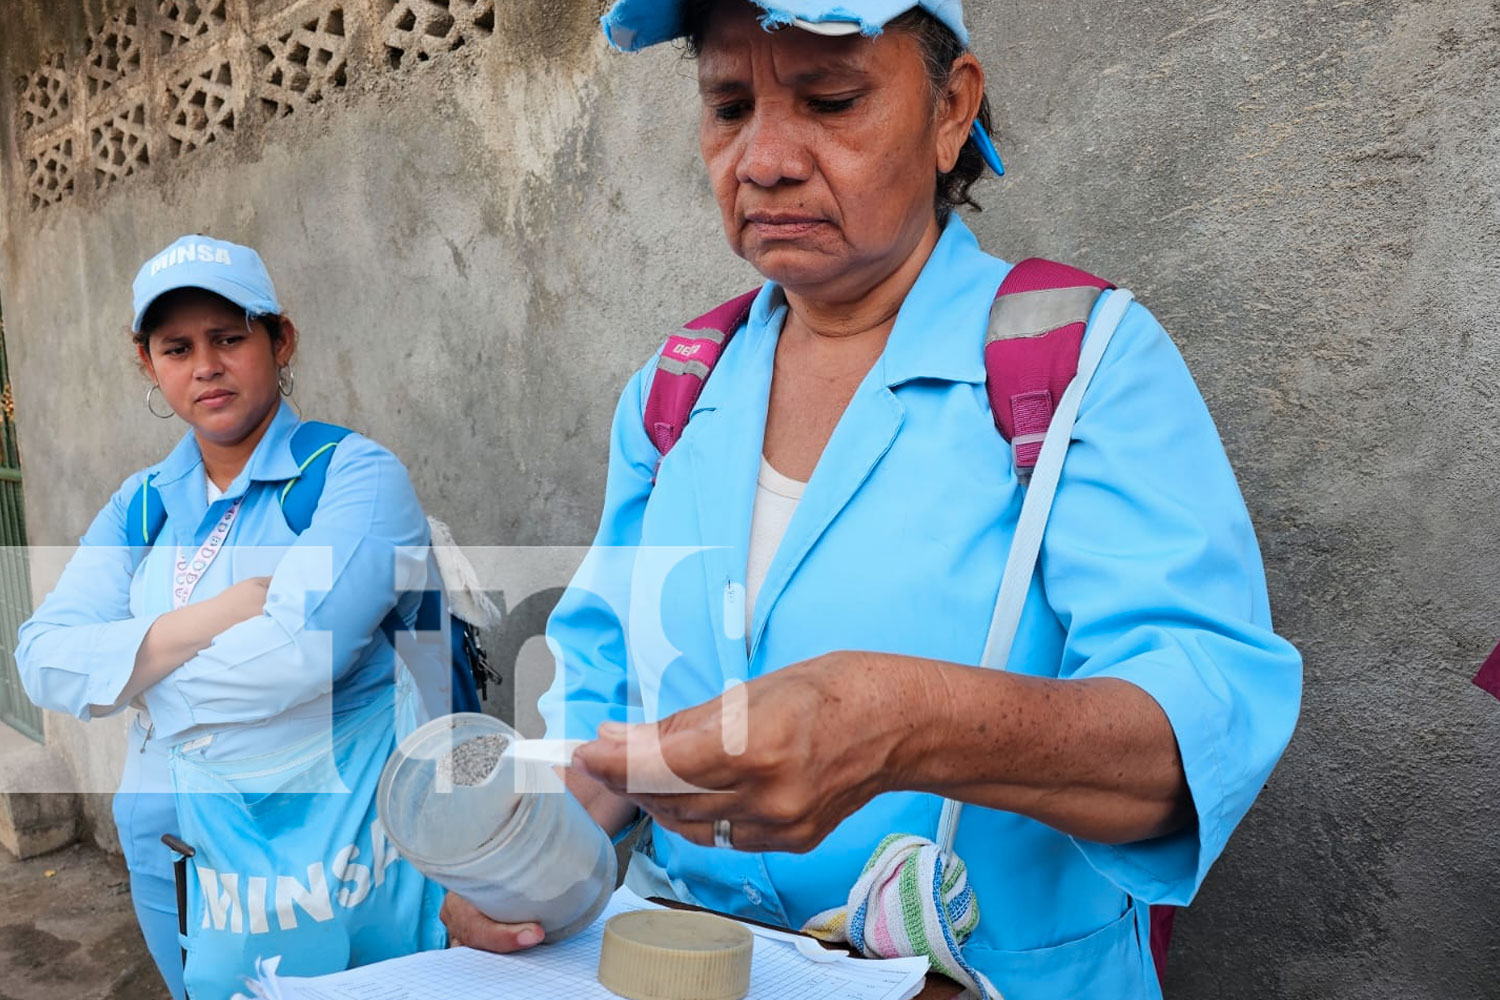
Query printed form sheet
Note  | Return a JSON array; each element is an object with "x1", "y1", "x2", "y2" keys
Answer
[{"x1": 256, "y1": 889, "x2": 929, "y2": 1000}]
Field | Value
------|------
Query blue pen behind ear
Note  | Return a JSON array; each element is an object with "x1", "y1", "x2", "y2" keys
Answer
[{"x1": 970, "y1": 121, "x2": 1005, "y2": 177}]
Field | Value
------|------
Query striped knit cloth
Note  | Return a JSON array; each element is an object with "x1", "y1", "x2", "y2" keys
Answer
[{"x1": 801, "y1": 834, "x2": 1002, "y2": 1000}]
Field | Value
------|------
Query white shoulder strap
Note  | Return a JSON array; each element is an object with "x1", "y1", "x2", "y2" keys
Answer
[
  {"x1": 936, "y1": 288, "x2": 1136, "y2": 854},
  {"x1": 427, "y1": 516, "x2": 503, "y2": 628}
]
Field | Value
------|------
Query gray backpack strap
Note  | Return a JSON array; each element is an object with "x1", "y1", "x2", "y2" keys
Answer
[{"x1": 937, "y1": 288, "x2": 1136, "y2": 855}]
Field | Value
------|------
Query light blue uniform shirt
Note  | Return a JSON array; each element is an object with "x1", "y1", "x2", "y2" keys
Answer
[
  {"x1": 18, "y1": 403, "x2": 429, "y2": 881},
  {"x1": 542, "y1": 218, "x2": 1302, "y2": 998}
]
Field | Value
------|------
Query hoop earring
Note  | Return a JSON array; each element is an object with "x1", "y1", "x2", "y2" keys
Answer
[
  {"x1": 278, "y1": 366, "x2": 295, "y2": 397},
  {"x1": 146, "y1": 385, "x2": 174, "y2": 419}
]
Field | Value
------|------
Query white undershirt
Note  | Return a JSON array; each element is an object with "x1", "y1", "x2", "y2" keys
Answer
[
  {"x1": 206, "y1": 478, "x2": 226, "y2": 504},
  {"x1": 746, "y1": 457, "x2": 807, "y2": 635}
]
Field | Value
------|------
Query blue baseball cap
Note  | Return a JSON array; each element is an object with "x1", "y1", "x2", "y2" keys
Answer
[
  {"x1": 601, "y1": 0, "x2": 1004, "y2": 178},
  {"x1": 602, "y1": 1, "x2": 970, "y2": 53},
  {"x1": 131, "y1": 234, "x2": 282, "y2": 333}
]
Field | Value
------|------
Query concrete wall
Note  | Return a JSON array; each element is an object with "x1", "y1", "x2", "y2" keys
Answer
[{"x1": 1, "y1": 0, "x2": 1497, "y2": 996}]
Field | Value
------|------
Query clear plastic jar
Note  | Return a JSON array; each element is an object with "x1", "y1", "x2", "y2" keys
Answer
[{"x1": 376, "y1": 713, "x2": 616, "y2": 941}]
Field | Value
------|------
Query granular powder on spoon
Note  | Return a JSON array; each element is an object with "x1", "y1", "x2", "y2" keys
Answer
[{"x1": 438, "y1": 733, "x2": 509, "y2": 787}]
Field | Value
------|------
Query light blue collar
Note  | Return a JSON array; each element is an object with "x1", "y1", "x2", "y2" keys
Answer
[
  {"x1": 244, "y1": 402, "x2": 306, "y2": 484},
  {"x1": 151, "y1": 401, "x2": 304, "y2": 490}
]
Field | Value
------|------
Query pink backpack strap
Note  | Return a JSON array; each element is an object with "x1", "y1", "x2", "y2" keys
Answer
[
  {"x1": 984, "y1": 258, "x2": 1116, "y2": 483},
  {"x1": 1475, "y1": 641, "x2": 1500, "y2": 700},
  {"x1": 1149, "y1": 905, "x2": 1177, "y2": 986},
  {"x1": 643, "y1": 289, "x2": 761, "y2": 464}
]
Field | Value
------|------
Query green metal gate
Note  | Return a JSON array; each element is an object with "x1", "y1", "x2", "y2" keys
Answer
[{"x1": 0, "y1": 312, "x2": 41, "y2": 742}]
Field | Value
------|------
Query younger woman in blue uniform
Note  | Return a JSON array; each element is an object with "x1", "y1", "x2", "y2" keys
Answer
[{"x1": 18, "y1": 236, "x2": 439, "y2": 998}]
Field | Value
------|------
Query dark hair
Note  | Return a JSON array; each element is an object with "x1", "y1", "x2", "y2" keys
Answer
[
  {"x1": 889, "y1": 10, "x2": 994, "y2": 223},
  {"x1": 680, "y1": 2, "x2": 996, "y2": 224},
  {"x1": 134, "y1": 287, "x2": 285, "y2": 350}
]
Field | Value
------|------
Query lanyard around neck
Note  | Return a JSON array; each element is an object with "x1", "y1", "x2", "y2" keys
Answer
[{"x1": 172, "y1": 497, "x2": 243, "y2": 610}]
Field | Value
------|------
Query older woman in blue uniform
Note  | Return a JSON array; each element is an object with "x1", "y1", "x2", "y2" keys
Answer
[
  {"x1": 444, "y1": 2, "x2": 1302, "y2": 997},
  {"x1": 18, "y1": 237, "x2": 439, "y2": 998}
]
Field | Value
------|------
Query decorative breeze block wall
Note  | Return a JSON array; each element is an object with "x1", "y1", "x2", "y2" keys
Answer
[
  {"x1": 89, "y1": 101, "x2": 150, "y2": 187},
  {"x1": 164, "y1": 59, "x2": 235, "y2": 154},
  {"x1": 157, "y1": 0, "x2": 229, "y2": 54},
  {"x1": 23, "y1": 137, "x2": 74, "y2": 209},
  {"x1": 256, "y1": 8, "x2": 349, "y2": 119},
  {"x1": 380, "y1": 0, "x2": 494, "y2": 68},
  {"x1": 18, "y1": 53, "x2": 72, "y2": 132},
  {"x1": 12, "y1": 0, "x2": 504, "y2": 212},
  {"x1": 85, "y1": 8, "x2": 143, "y2": 100},
  {"x1": 17, "y1": 54, "x2": 75, "y2": 208}
]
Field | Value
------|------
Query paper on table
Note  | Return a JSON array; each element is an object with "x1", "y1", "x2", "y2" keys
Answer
[{"x1": 253, "y1": 888, "x2": 929, "y2": 1000}]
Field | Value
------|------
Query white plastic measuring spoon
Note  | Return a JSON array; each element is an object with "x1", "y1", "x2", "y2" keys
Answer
[
  {"x1": 502, "y1": 738, "x2": 587, "y2": 769},
  {"x1": 744, "y1": 924, "x2": 849, "y2": 963}
]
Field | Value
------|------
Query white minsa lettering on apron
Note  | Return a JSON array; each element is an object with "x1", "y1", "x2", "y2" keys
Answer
[
  {"x1": 195, "y1": 825, "x2": 403, "y2": 935},
  {"x1": 275, "y1": 864, "x2": 334, "y2": 930},
  {"x1": 331, "y1": 844, "x2": 372, "y2": 908}
]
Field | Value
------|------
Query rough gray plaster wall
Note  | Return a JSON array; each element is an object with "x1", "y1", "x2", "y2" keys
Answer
[{"x1": 1, "y1": 0, "x2": 1497, "y2": 996}]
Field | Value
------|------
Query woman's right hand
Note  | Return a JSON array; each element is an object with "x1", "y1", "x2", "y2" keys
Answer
[
  {"x1": 440, "y1": 893, "x2": 544, "y2": 953},
  {"x1": 209, "y1": 576, "x2": 272, "y2": 627},
  {"x1": 105, "y1": 576, "x2": 277, "y2": 713}
]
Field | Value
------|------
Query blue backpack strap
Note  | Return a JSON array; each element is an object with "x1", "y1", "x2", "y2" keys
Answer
[
  {"x1": 379, "y1": 587, "x2": 484, "y2": 716},
  {"x1": 120, "y1": 421, "x2": 352, "y2": 550},
  {"x1": 123, "y1": 474, "x2": 168, "y2": 550},
  {"x1": 279, "y1": 421, "x2": 482, "y2": 714},
  {"x1": 280, "y1": 421, "x2": 354, "y2": 534}
]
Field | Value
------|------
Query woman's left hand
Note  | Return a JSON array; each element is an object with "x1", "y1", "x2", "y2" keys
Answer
[
  {"x1": 439, "y1": 893, "x2": 544, "y2": 953},
  {"x1": 572, "y1": 652, "x2": 922, "y2": 854}
]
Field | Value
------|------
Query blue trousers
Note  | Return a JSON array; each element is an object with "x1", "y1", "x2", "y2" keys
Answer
[{"x1": 130, "y1": 869, "x2": 186, "y2": 1000}]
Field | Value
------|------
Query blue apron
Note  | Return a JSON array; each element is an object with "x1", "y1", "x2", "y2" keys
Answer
[{"x1": 171, "y1": 678, "x2": 444, "y2": 999}]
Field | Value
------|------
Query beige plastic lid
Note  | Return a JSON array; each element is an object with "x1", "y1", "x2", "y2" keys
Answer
[{"x1": 598, "y1": 910, "x2": 753, "y2": 1000}]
